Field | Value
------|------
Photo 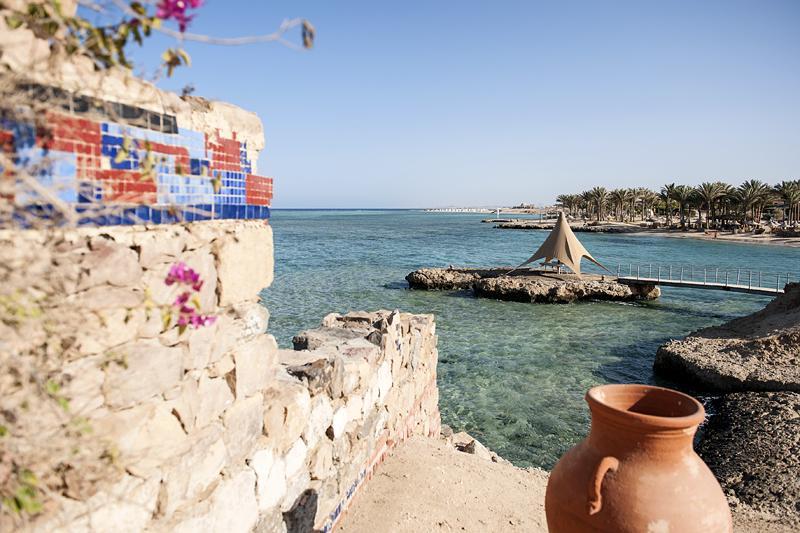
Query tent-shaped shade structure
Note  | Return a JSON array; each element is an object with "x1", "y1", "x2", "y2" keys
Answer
[{"x1": 516, "y1": 212, "x2": 607, "y2": 277}]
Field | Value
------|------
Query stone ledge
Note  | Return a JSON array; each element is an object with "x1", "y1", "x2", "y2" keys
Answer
[
  {"x1": 406, "y1": 267, "x2": 659, "y2": 303},
  {"x1": 654, "y1": 283, "x2": 800, "y2": 392}
]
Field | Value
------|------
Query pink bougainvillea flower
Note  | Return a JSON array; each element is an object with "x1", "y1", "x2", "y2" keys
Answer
[
  {"x1": 174, "y1": 291, "x2": 190, "y2": 306},
  {"x1": 164, "y1": 261, "x2": 216, "y2": 329},
  {"x1": 165, "y1": 261, "x2": 201, "y2": 287},
  {"x1": 156, "y1": 0, "x2": 204, "y2": 32}
]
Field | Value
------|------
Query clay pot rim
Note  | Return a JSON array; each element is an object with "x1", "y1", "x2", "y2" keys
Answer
[{"x1": 586, "y1": 384, "x2": 705, "y2": 430}]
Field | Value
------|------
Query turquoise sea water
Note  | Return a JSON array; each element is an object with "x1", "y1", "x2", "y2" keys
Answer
[{"x1": 260, "y1": 210, "x2": 799, "y2": 469}]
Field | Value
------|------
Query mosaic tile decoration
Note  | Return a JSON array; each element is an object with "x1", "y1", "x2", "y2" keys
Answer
[{"x1": 1, "y1": 84, "x2": 272, "y2": 226}]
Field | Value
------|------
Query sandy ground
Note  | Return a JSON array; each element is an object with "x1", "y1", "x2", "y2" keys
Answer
[
  {"x1": 337, "y1": 436, "x2": 795, "y2": 533},
  {"x1": 337, "y1": 436, "x2": 548, "y2": 533},
  {"x1": 648, "y1": 229, "x2": 800, "y2": 248}
]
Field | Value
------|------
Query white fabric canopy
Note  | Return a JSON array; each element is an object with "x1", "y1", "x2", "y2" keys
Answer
[{"x1": 516, "y1": 212, "x2": 606, "y2": 277}]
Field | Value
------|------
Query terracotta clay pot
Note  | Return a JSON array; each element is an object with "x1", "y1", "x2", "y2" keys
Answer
[{"x1": 545, "y1": 384, "x2": 732, "y2": 532}]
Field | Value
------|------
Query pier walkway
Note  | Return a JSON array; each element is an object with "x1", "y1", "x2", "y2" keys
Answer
[{"x1": 614, "y1": 263, "x2": 794, "y2": 297}]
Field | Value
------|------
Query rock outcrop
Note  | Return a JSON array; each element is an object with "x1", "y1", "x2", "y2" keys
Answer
[
  {"x1": 406, "y1": 268, "x2": 660, "y2": 304},
  {"x1": 473, "y1": 275, "x2": 659, "y2": 304},
  {"x1": 654, "y1": 283, "x2": 800, "y2": 392},
  {"x1": 405, "y1": 267, "x2": 512, "y2": 290},
  {"x1": 655, "y1": 284, "x2": 800, "y2": 528},
  {"x1": 494, "y1": 221, "x2": 642, "y2": 233},
  {"x1": 697, "y1": 392, "x2": 800, "y2": 527}
]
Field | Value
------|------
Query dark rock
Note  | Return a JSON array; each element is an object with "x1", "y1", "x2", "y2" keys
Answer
[
  {"x1": 698, "y1": 392, "x2": 800, "y2": 524},
  {"x1": 286, "y1": 357, "x2": 335, "y2": 396},
  {"x1": 494, "y1": 221, "x2": 641, "y2": 233}
]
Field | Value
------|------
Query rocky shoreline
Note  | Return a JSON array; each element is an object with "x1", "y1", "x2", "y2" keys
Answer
[
  {"x1": 493, "y1": 220, "x2": 643, "y2": 233},
  {"x1": 655, "y1": 283, "x2": 800, "y2": 392},
  {"x1": 654, "y1": 283, "x2": 800, "y2": 528},
  {"x1": 405, "y1": 267, "x2": 660, "y2": 304}
]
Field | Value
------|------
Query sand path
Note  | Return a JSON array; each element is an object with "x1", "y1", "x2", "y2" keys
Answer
[
  {"x1": 337, "y1": 436, "x2": 548, "y2": 532},
  {"x1": 337, "y1": 436, "x2": 795, "y2": 532}
]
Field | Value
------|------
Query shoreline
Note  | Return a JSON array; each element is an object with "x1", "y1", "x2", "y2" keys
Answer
[
  {"x1": 492, "y1": 218, "x2": 800, "y2": 248},
  {"x1": 639, "y1": 228, "x2": 800, "y2": 248}
]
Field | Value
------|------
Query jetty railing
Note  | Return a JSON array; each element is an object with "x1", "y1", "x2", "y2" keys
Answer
[{"x1": 613, "y1": 263, "x2": 796, "y2": 295}]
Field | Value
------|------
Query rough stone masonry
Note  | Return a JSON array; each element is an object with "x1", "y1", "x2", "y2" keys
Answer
[{"x1": 1, "y1": 220, "x2": 440, "y2": 533}]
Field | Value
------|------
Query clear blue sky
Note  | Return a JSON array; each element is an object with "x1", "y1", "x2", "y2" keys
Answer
[{"x1": 133, "y1": 0, "x2": 800, "y2": 208}]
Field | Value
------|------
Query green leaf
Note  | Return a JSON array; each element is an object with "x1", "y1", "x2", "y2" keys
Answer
[
  {"x1": 0, "y1": 425, "x2": 8, "y2": 437},
  {"x1": 130, "y1": 2, "x2": 147, "y2": 16},
  {"x1": 19, "y1": 470, "x2": 37, "y2": 487},
  {"x1": 5, "y1": 14, "x2": 24, "y2": 30},
  {"x1": 15, "y1": 485, "x2": 42, "y2": 515},
  {"x1": 57, "y1": 397, "x2": 70, "y2": 411},
  {"x1": 114, "y1": 148, "x2": 128, "y2": 164},
  {"x1": 177, "y1": 48, "x2": 191, "y2": 67},
  {"x1": 51, "y1": 0, "x2": 64, "y2": 16},
  {"x1": 2, "y1": 495, "x2": 21, "y2": 514},
  {"x1": 45, "y1": 379, "x2": 60, "y2": 395},
  {"x1": 131, "y1": 24, "x2": 143, "y2": 45},
  {"x1": 161, "y1": 308, "x2": 172, "y2": 331}
]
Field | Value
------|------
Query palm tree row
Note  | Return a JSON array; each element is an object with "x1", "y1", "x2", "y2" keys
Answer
[{"x1": 556, "y1": 179, "x2": 800, "y2": 228}]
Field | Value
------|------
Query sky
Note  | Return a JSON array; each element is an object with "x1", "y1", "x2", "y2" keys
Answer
[{"x1": 129, "y1": 1, "x2": 800, "y2": 208}]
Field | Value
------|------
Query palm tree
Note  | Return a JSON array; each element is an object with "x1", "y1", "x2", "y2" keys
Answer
[
  {"x1": 588, "y1": 187, "x2": 609, "y2": 222},
  {"x1": 580, "y1": 190, "x2": 593, "y2": 220},
  {"x1": 671, "y1": 185, "x2": 693, "y2": 228},
  {"x1": 737, "y1": 180, "x2": 772, "y2": 226},
  {"x1": 661, "y1": 183, "x2": 676, "y2": 226},
  {"x1": 609, "y1": 189, "x2": 627, "y2": 221},
  {"x1": 693, "y1": 182, "x2": 725, "y2": 229},
  {"x1": 556, "y1": 194, "x2": 572, "y2": 214},
  {"x1": 774, "y1": 180, "x2": 800, "y2": 224},
  {"x1": 639, "y1": 189, "x2": 658, "y2": 221}
]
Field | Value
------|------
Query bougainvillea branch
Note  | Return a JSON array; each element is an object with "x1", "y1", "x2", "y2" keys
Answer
[
  {"x1": 4, "y1": 0, "x2": 314, "y2": 77},
  {"x1": 163, "y1": 261, "x2": 216, "y2": 332}
]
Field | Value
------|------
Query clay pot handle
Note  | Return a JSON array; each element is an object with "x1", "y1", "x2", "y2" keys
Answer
[{"x1": 587, "y1": 456, "x2": 619, "y2": 515}]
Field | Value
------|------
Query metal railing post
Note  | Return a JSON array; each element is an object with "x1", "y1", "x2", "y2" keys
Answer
[
  {"x1": 636, "y1": 265, "x2": 640, "y2": 279},
  {"x1": 649, "y1": 264, "x2": 652, "y2": 278},
  {"x1": 704, "y1": 268, "x2": 707, "y2": 284},
  {"x1": 758, "y1": 271, "x2": 762, "y2": 288},
  {"x1": 617, "y1": 264, "x2": 620, "y2": 277},
  {"x1": 715, "y1": 268, "x2": 718, "y2": 283},
  {"x1": 669, "y1": 265, "x2": 672, "y2": 280},
  {"x1": 736, "y1": 269, "x2": 740, "y2": 285},
  {"x1": 657, "y1": 265, "x2": 661, "y2": 281},
  {"x1": 680, "y1": 266, "x2": 684, "y2": 282},
  {"x1": 777, "y1": 274, "x2": 781, "y2": 291},
  {"x1": 748, "y1": 271, "x2": 752, "y2": 289},
  {"x1": 725, "y1": 271, "x2": 729, "y2": 286}
]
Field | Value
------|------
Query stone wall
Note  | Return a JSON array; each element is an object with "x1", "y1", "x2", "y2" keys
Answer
[{"x1": 1, "y1": 219, "x2": 440, "y2": 533}]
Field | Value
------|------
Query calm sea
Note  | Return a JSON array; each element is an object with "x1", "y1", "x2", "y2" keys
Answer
[{"x1": 260, "y1": 209, "x2": 799, "y2": 469}]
